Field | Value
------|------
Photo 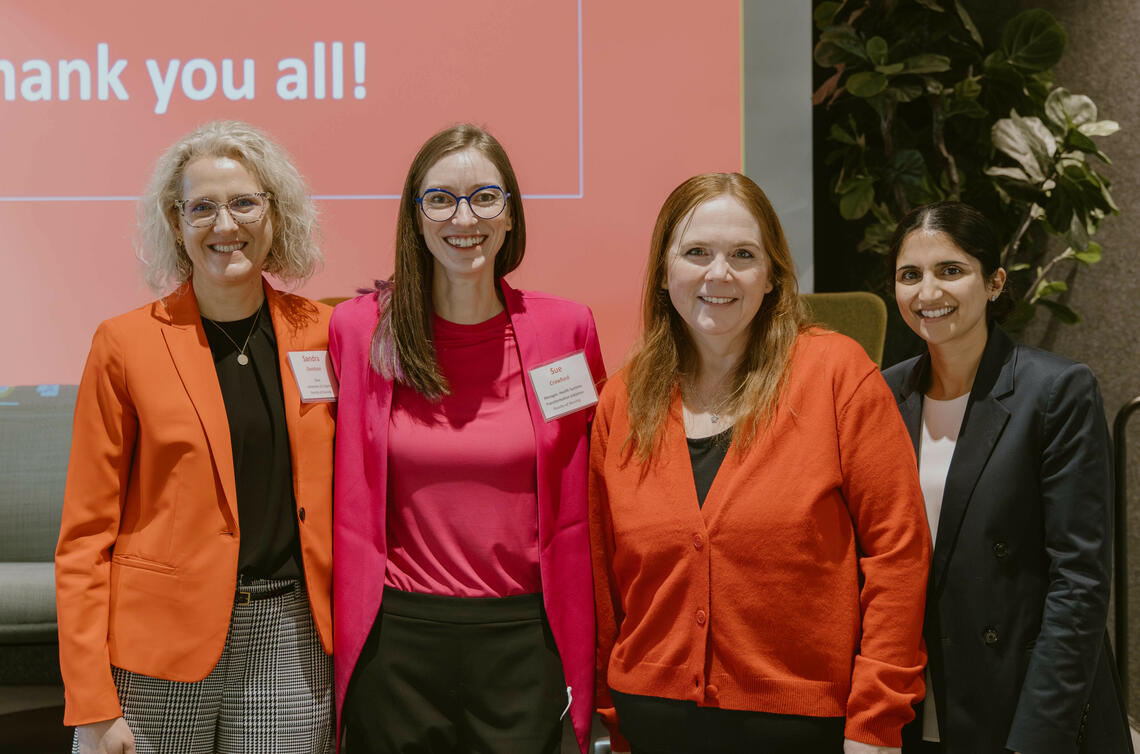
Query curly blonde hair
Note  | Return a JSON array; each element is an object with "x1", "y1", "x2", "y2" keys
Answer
[{"x1": 138, "y1": 120, "x2": 321, "y2": 291}]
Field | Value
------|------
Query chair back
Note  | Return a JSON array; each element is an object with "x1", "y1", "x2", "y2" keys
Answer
[{"x1": 801, "y1": 291, "x2": 888, "y2": 366}]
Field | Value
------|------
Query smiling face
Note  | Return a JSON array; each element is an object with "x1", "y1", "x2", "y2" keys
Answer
[
  {"x1": 665, "y1": 194, "x2": 773, "y2": 356},
  {"x1": 178, "y1": 156, "x2": 273, "y2": 302},
  {"x1": 894, "y1": 229, "x2": 1005, "y2": 350},
  {"x1": 417, "y1": 147, "x2": 513, "y2": 288}
]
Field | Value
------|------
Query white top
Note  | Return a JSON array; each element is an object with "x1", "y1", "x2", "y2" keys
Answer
[{"x1": 918, "y1": 391, "x2": 970, "y2": 742}]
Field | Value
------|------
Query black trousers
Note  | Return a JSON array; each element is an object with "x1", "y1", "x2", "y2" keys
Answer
[
  {"x1": 343, "y1": 589, "x2": 566, "y2": 754},
  {"x1": 612, "y1": 689, "x2": 845, "y2": 754}
]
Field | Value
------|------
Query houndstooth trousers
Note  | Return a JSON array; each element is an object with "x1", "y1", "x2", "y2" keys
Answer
[{"x1": 72, "y1": 579, "x2": 333, "y2": 754}]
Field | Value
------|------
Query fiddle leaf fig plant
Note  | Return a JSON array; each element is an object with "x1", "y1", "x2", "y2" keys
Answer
[{"x1": 813, "y1": 0, "x2": 1120, "y2": 329}]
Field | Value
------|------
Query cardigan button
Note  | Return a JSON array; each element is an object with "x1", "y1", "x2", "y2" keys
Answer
[
  {"x1": 298, "y1": 507, "x2": 306, "y2": 522},
  {"x1": 705, "y1": 684, "x2": 719, "y2": 700},
  {"x1": 983, "y1": 628, "x2": 999, "y2": 646},
  {"x1": 992, "y1": 541, "x2": 1008, "y2": 558},
  {"x1": 696, "y1": 609, "x2": 707, "y2": 626},
  {"x1": 692, "y1": 533, "x2": 704, "y2": 550}
]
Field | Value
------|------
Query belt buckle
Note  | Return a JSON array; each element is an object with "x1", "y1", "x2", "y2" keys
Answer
[{"x1": 236, "y1": 590, "x2": 251, "y2": 605}]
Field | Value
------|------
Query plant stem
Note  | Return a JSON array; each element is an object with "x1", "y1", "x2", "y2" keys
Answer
[
  {"x1": 880, "y1": 100, "x2": 910, "y2": 215},
  {"x1": 931, "y1": 94, "x2": 961, "y2": 200},
  {"x1": 1025, "y1": 247, "x2": 1074, "y2": 303},
  {"x1": 1001, "y1": 205, "x2": 1036, "y2": 270}
]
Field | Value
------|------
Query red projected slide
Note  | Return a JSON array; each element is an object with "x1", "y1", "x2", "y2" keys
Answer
[{"x1": 0, "y1": 1, "x2": 740, "y2": 384}]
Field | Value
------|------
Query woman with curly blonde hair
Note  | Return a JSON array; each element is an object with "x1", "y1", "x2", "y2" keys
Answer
[{"x1": 57, "y1": 120, "x2": 335, "y2": 754}]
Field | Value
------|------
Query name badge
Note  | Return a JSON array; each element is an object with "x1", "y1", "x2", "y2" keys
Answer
[
  {"x1": 287, "y1": 350, "x2": 339, "y2": 403},
  {"x1": 526, "y1": 351, "x2": 598, "y2": 422}
]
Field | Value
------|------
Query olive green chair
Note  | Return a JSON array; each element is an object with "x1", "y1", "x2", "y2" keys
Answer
[{"x1": 801, "y1": 291, "x2": 888, "y2": 367}]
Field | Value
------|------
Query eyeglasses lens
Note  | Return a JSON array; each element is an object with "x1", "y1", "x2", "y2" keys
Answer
[
  {"x1": 184, "y1": 194, "x2": 269, "y2": 227},
  {"x1": 420, "y1": 187, "x2": 506, "y2": 222}
]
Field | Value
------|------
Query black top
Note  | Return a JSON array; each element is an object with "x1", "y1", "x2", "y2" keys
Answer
[
  {"x1": 201, "y1": 305, "x2": 301, "y2": 581},
  {"x1": 687, "y1": 426, "x2": 733, "y2": 508}
]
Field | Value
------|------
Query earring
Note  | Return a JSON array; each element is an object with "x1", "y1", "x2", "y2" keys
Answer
[{"x1": 990, "y1": 293, "x2": 999, "y2": 302}]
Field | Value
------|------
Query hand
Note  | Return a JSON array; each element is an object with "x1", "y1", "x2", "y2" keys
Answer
[
  {"x1": 843, "y1": 739, "x2": 901, "y2": 754},
  {"x1": 76, "y1": 717, "x2": 136, "y2": 754}
]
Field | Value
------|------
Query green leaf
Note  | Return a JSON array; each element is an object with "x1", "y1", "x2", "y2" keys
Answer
[
  {"x1": 1037, "y1": 298, "x2": 1080, "y2": 324},
  {"x1": 1004, "y1": 300, "x2": 1037, "y2": 332},
  {"x1": 1080, "y1": 120, "x2": 1120, "y2": 137},
  {"x1": 1065, "y1": 129, "x2": 1109, "y2": 163},
  {"x1": 985, "y1": 165, "x2": 1031, "y2": 183},
  {"x1": 814, "y1": 40, "x2": 855, "y2": 68},
  {"x1": 889, "y1": 149, "x2": 926, "y2": 188},
  {"x1": 1073, "y1": 242, "x2": 1102, "y2": 265},
  {"x1": 1044, "y1": 88, "x2": 1097, "y2": 130},
  {"x1": 901, "y1": 54, "x2": 952, "y2": 74},
  {"x1": 991, "y1": 112, "x2": 1057, "y2": 184},
  {"x1": 828, "y1": 123, "x2": 859, "y2": 146},
  {"x1": 915, "y1": 0, "x2": 945, "y2": 11},
  {"x1": 876, "y1": 63, "x2": 905, "y2": 75},
  {"x1": 847, "y1": 71, "x2": 889, "y2": 98},
  {"x1": 954, "y1": 0, "x2": 983, "y2": 47},
  {"x1": 886, "y1": 83, "x2": 924, "y2": 103},
  {"x1": 867, "y1": 36, "x2": 889, "y2": 66},
  {"x1": 1002, "y1": 9, "x2": 1066, "y2": 72},
  {"x1": 814, "y1": 2, "x2": 840, "y2": 30},
  {"x1": 955, "y1": 76, "x2": 982, "y2": 99},
  {"x1": 820, "y1": 28, "x2": 869, "y2": 61},
  {"x1": 839, "y1": 180, "x2": 876, "y2": 220},
  {"x1": 1034, "y1": 279, "x2": 1068, "y2": 299},
  {"x1": 1009, "y1": 263, "x2": 1031, "y2": 271}
]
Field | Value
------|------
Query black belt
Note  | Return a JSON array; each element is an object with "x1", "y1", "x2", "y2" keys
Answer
[{"x1": 235, "y1": 581, "x2": 297, "y2": 605}]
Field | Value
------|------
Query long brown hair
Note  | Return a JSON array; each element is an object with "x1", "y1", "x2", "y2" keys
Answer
[
  {"x1": 370, "y1": 124, "x2": 527, "y2": 398},
  {"x1": 624, "y1": 173, "x2": 808, "y2": 460}
]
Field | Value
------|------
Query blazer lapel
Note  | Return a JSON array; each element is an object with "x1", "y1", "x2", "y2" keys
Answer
[
  {"x1": 500, "y1": 279, "x2": 553, "y2": 465},
  {"x1": 930, "y1": 327, "x2": 1016, "y2": 593},
  {"x1": 895, "y1": 354, "x2": 929, "y2": 456},
  {"x1": 160, "y1": 283, "x2": 239, "y2": 528},
  {"x1": 264, "y1": 281, "x2": 315, "y2": 505}
]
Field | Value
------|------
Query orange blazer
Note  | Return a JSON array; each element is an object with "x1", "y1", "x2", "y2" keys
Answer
[{"x1": 55, "y1": 279, "x2": 334, "y2": 726}]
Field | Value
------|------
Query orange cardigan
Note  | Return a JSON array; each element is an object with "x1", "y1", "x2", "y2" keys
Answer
[
  {"x1": 55, "y1": 280, "x2": 334, "y2": 726},
  {"x1": 589, "y1": 330, "x2": 930, "y2": 749}
]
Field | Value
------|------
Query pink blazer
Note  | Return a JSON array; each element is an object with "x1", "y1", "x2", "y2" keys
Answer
[{"x1": 328, "y1": 279, "x2": 605, "y2": 753}]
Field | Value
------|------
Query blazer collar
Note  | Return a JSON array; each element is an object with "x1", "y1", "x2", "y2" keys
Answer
[
  {"x1": 928, "y1": 324, "x2": 1017, "y2": 593},
  {"x1": 499, "y1": 278, "x2": 551, "y2": 450},
  {"x1": 159, "y1": 277, "x2": 304, "y2": 529}
]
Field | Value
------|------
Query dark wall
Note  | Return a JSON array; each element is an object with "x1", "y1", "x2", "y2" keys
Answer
[{"x1": 1020, "y1": 0, "x2": 1140, "y2": 708}]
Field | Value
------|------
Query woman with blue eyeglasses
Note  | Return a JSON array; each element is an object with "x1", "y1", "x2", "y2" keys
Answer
[{"x1": 329, "y1": 124, "x2": 605, "y2": 753}]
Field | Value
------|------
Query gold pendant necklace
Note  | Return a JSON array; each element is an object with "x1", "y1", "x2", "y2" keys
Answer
[{"x1": 203, "y1": 301, "x2": 264, "y2": 366}]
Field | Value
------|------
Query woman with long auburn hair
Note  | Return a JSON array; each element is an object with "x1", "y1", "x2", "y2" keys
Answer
[
  {"x1": 329, "y1": 124, "x2": 605, "y2": 753},
  {"x1": 589, "y1": 172, "x2": 931, "y2": 754}
]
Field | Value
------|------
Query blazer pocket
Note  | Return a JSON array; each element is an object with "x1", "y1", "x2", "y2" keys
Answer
[{"x1": 111, "y1": 553, "x2": 177, "y2": 575}]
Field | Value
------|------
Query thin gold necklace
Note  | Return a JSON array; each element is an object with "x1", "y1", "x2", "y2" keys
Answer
[{"x1": 203, "y1": 301, "x2": 264, "y2": 366}]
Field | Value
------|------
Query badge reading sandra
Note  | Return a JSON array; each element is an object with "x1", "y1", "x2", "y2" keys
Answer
[
  {"x1": 526, "y1": 350, "x2": 599, "y2": 422},
  {"x1": 287, "y1": 350, "x2": 339, "y2": 403}
]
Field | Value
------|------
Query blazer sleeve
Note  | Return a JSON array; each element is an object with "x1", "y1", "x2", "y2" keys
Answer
[
  {"x1": 836, "y1": 365, "x2": 931, "y2": 747},
  {"x1": 55, "y1": 322, "x2": 137, "y2": 725},
  {"x1": 1006, "y1": 363, "x2": 1113, "y2": 754},
  {"x1": 587, "y1": 384, "x2": 630, "y2": 753}
]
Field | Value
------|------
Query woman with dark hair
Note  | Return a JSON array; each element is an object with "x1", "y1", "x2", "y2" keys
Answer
[
  {"x1": 56, "y1": 120, "x2": 334, "y2": 754},
  {"x1": 589, "y1": 172, "x2": 931, "y2": 754},
  {"x1": 329, "y1": 123, "x2": 605, "y2": 752},
  {"x1": 882, "y1": 201, "x2": 1132, "y2": 753}
]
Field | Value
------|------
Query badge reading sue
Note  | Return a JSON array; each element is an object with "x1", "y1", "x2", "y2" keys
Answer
[
  {"x1": 286, "y1": 351, "x2": 338, "y2": 403},
  {"x1": 526, "y1": 351, "x2": 598, "y2": 422}
]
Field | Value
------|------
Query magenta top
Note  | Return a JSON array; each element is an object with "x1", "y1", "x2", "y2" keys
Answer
[{"x1": 384, "y1": 312, "x2": 541, "y2": 597}]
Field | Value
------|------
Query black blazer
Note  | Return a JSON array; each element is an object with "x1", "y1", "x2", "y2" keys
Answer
[{"x1": 883, "y1": 326, "x2": 1132, "y2": 754}]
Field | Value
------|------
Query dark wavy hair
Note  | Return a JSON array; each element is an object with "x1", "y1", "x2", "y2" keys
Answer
[{"x1": 888, "y1": 201, "x2": 1012, "y2": 322}]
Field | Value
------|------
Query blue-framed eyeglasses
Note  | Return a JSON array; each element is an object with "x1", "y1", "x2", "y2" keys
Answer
[{"x1": 415, "y1": 185, "x2": 510, "y2": 222}]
